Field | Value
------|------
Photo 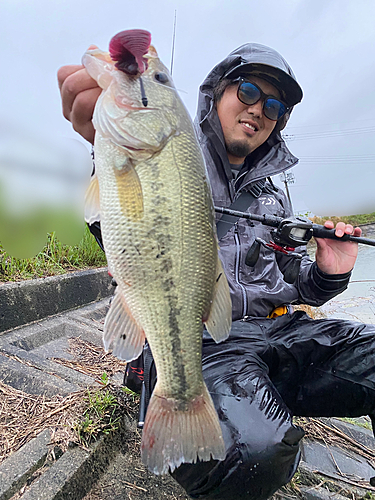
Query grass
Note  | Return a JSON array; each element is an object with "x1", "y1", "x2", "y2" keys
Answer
[
  {"x1": 338, "y1": 416, "x2": 373, "y2": 431},
  {"x1": 0, "y1": 379, "x2": 137, "y2": 464},
  {"x1": 0, "y1": 225, "x2": 107, "y2": 282},
  {"x1": 310, "y1": 212, "x2": 375, "y2": 227},
  {"x1": 74, "y1": 386, "x2": 120, "y2": 447}
]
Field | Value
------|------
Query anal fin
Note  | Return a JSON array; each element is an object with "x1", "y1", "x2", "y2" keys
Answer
[
  {"x1": 103, "y1": 288, "x2": 145, "y2": 361},
  {"x1": 204, "y1": 254, "x2": 232, "y2": 342}
]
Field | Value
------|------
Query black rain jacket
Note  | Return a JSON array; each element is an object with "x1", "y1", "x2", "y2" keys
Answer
[{"x1": 195, "y1": 43, "x2": 351, "y2": 320}]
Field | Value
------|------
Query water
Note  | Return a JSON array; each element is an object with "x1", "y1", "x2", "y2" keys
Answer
[{"x1": 319, "y1": 244, "x2": 375, "y2": 324}]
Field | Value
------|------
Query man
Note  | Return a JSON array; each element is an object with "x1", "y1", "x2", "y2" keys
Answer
[{"x1": 58, "y1": 42, "x2": 375, "y2": 500}]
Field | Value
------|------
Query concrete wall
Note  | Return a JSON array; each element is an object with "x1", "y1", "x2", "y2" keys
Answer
[{"x1": 0, "y1": 268, "x2": 113, "y2": 333}]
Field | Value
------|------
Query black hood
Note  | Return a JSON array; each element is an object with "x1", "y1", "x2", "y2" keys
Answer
[{"x1": 195, "y1": 43, "x2": 302, "y2": 191}]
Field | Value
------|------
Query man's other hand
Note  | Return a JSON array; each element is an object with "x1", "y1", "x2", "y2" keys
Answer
[
  {"x1": 315, "y1": 220, "x2": 362, "y2": 275},
  {"x1": 57, "y1": 46, "x2": 101, "y2": 144}
]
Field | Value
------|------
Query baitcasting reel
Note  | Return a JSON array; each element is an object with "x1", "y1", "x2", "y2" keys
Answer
[
  {"x1": 214, "y1": 207, "x2": 375, "y2": 285},
  {"x1": 244, "y1": 217, "x2": 314, "y2": 284}
]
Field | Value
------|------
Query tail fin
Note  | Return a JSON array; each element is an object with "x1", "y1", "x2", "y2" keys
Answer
[{"x1": 141, "y1": 382, "x2": 226, "y2": 475}]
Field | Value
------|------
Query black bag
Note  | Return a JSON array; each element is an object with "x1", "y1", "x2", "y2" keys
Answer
[
  {"x1": 123, "y1": 351, "x2": 145, "y2": 394},
  {"x1": 124, "y1": 343, "x2": 157, "y2": 396}
]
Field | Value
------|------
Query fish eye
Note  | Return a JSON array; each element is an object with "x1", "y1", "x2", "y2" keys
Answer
[{"x1": 154, "y1": 72, "x2": 169, "y2": 84}]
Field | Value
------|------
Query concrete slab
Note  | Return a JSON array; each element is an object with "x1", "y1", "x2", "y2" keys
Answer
[
  {"x1": 68, "y1": 299, "x2": 110, "y2": 324},
  {"x1": 0, "y1": 429, "x2": 51, "y2": 500},
  {"x1": 0, "y1": 268, "x2": 113, "y2": 333},
  {"x1": 301, "y1": 439, "x2": 375, "y2": 481},
  {"x1": 4, "y1": 319, "x2": 87, "y2": 352},
  {"x1": 0, "y1": 299, "x2": 111, "y2": 395},
  {"x1": 19, "y1": 446, "x2": 91, "y2": 500},
  {"x1": 330, "y1": 418, "x2": 375, "y2": 451},
  {"x1": 17, "y1": 419, "x2": 130, "y2": 500},
  {"x1": 1, "y1": 267, "x2": 374, "y2": 500},
  {"x1": 81, "y1": 417, "x2": 190, "y2": 500},
  {"x1": 0, "y1": 342, "x2": 94, "y2": 388},
  {"x1": 3, "y1": 314, "x2": 106, "y2": 352},
  {"x1": 300, "y1": 485, "x2": 349, "y2": 500},
  {"x1": 298, "y1": 463, "x2": 373, "y2": 500},
  {"x1": 0, "y1": 353, "x2": 80, "y2": 396}
]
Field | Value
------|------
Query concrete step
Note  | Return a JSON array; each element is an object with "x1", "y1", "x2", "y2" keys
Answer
[
  {"x1": 0, "y1": 298, "x2": 111, "y2": 396},
  {"x1": 1, "y1": 269, "x2": 375, "y2": 500}
]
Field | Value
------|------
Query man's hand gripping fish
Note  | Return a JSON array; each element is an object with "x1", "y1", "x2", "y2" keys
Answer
[{"x1": 83, "y1": 29, "x2": 232, "y2": 475}]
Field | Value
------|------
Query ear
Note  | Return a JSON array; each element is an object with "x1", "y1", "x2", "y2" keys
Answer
[
  {"x1": 277, "y1": 108, "x2": 292, "y2": 132},
  {"x1": 82, "y1": 49, "x2": 115, "y2": 90}
]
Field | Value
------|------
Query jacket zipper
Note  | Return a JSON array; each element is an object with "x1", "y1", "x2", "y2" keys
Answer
[{"x1": 234, "y1": 223, "x2": 247, "y2": 318}]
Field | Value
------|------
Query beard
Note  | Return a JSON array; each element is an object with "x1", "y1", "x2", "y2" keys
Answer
[{"x1": 225, "y1": 140, "x2": 252, "y2": 160}]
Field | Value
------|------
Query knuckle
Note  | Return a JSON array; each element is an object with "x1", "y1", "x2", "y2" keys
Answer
[
  {"x1": 71, "y1": 93, "x2": 94, "y2": 122},
  {"x1": 57, "y1": 65, "x2": 82, "y2": 90},
  {"x1": 63, "y1": 77, "x2": 79, "y2": 97},
  {"x1": 57, "y1": 67, "x2": 65, "y2": 87},
  {"x1": 62, "y1": 109, "x2": 71, "y2": 121}
]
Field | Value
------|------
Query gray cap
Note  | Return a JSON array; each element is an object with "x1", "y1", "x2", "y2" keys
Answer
[{"x1": 222, "y1": 45, "x2": 303, "y2": 107}]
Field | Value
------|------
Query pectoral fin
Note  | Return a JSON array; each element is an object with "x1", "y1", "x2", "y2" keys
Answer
[
  {"x1": 115, "y1": 160, "x2": 144, "y2": 221},
  {"x1": 84, "y1": 173, "x2": 100, "y2": 225},
  {"x1": 204, "y1": 255, "x2": 232, "y2": 342},
  {"x1": 103, "y1": 288, "x2": 145, "y2": 361}
]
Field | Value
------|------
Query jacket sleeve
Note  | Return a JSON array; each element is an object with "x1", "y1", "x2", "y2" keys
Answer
[{"x1": 274, "y1": 189, "x2": 351, "y2": 306}]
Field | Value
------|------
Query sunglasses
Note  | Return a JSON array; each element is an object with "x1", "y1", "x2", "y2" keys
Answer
[{"x1": 236, "y1": 78, "x2": 289, "y2": 121}]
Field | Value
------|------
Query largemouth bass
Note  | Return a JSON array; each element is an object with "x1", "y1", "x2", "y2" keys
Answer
[{"x1": 83, "y1": 29, "x2": 232, "y2": 475}]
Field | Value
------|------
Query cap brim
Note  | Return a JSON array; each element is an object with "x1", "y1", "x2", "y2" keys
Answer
[{"x1": 224, "y1": 63, "x2": 303, "y2": 107}]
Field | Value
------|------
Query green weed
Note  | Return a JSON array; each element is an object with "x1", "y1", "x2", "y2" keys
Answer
[
  {"x1": 121, "y1": 386, "x2": 139, "y2": 403},
  {"x1": 74, "y1": 386, "x2": 120, "y2": 447},
  {"x1": 0, "y1": 225, "x2": 107, "y2": 282},
  {"x1": 100, "y1": 372, "x2": 110, "y2": 386},
  {"x1": 362, "y1": 492, "x2": 375, "y2": 500},
  {"x1": 338, "y1": 417, "x2": 373, "y2": 431}
]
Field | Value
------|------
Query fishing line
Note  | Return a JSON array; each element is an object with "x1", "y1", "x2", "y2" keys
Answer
[
  {"x1": 170, "y1": 10, "x2": 177, "y2": 75},
  {"x1": 283, "y1": 126, "x2": 375, "y2": 141}
]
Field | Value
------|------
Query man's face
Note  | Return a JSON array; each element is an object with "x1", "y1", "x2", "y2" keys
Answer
[{"x1": 216, "y1": 75, "x2": 279, "y2": 164}]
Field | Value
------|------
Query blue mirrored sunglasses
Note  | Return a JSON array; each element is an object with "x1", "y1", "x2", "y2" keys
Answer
[{"x1": 236, "y1": 78, "x2": 289, "y2": 121}]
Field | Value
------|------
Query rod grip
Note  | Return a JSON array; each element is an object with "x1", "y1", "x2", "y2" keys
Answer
[
  {"x1": 312, "y1": 225, "x2": 351, "y2": 241},
  {"x1": 312, "y1": 225, "x2": 375, "y2": 247}
]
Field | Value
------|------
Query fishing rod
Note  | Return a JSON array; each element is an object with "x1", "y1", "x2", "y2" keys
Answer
[
  {"x1": 214, "y1": 206, "x2": 375, "y2": 247},
  {"x1": 170, "y1": 10, "x2": 177, "y2": 75},
  {"x1": 214, "y1": 206, "x2": 375, "y2": 284}
]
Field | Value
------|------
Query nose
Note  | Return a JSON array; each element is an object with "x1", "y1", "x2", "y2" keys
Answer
[{"x1": 246, "y1": 99, "x2": 263, "y2": 118}]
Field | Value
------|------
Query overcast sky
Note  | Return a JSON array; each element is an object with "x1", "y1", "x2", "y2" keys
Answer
[{"x1": 1, "y1": 0, "x2": 375, "y2": 218}]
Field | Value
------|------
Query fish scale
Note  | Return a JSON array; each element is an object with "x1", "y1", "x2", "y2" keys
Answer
[
  {"x1": 83, "y1": 30, "x2": 232, "y2": 475},
  {"x1": 101, "y1": 135, "x2": 215, "y2": 398}
]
